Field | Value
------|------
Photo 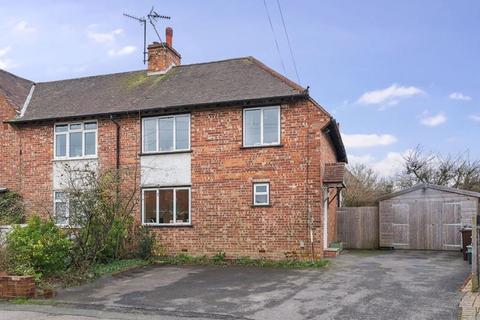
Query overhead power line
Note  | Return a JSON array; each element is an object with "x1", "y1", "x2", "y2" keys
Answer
[
  {"x1": 276, "y1": 0, "x2": 301, "y2": 85},
  {"x1": 263, "y1": 0, "x2": 287, "y2": 75}
]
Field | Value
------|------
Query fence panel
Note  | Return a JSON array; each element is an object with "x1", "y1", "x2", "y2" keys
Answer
[{"x1": 337, "y1": 207, "x2": 379, "y2": 249}]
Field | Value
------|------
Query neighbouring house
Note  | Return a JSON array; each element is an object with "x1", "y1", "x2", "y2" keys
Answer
[
  {"x1": 0, "y1": 27, "x2": 347, "y2": 259},
  {"x1": 378, "y1": 183, "x2": 480, "y2": 251}
]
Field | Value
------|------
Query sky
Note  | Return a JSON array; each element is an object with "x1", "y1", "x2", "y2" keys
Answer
[{"x1": 1, "y1": 1, "x2": 479, "y2": 177}]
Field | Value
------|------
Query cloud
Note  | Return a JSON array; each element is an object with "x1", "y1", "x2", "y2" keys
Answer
[
  {"x1": 88, "y1": 28, "x2": 123, "y2": 44},
  {"x1": 13, "y1": 21, "x2": 36, "y2": 34},
  {"x1": 469, "y1": 115, "x2": 480, "y2": 122},
  {"x1": 107, "y1": 46, "x2": 136, "y2": 57},
  {"x1": 357, "y1": 84, "x2": 424, "y2": 106},
  {"x1": 348, "y1": 151, "x2": 408, "y2": 177},
  {"x1": 341, "y1": 133, "x2": 397, "y2": 148},
  {"x1": 420, "y1": 112, "x2": 447, "y2": 127},
  {"x1": 0, "y1": 46, "x2": 15, "y2": 69},
  {"x1": 449, "y1": 92, "x2": 472, "y2": 101}
]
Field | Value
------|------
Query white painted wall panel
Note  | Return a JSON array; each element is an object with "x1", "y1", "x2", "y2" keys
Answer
[
  {"x1": 53, "y1": 159, "x2": 98, "y2": 190},
  {"x1": 141, "y1": 153, "x2": 191, "y2": 187}
]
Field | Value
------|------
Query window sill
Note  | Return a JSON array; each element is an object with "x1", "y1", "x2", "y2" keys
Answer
[
  {"x1": 143, "y1": 223, "x2": 193, "y2": 228},
  {"x1": 139, "y1": 150, "x2": 192, "y2": 156},
  {"x1": 240, "y1": 144, "x2": 283, "y2": 150},
  {"x1": 251, "y1": 204, "x2": 272, "y2": 208},
  {"x1": 53, "y1": 157, "x2": 98, "y2": 162}
]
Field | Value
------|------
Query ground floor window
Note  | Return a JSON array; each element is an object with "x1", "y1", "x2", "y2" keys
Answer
[
  {"x1": 253, "y1": 182, "x2": 270, "y2": 206},
  {"x1": 53, "y1": 191, "x2": 83, "y2": 226},
  {"x1": 142, "y1": 187, "x2": 191, "y2": 225}
]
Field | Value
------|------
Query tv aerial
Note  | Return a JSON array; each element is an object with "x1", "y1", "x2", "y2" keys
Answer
[{"x1": 123, "y1": 7, "x2": 171, "y2": 64}]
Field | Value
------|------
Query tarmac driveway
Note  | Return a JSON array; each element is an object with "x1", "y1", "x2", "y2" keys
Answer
[{"x1": 52, "y1": 250, "x2": 469, "y2": 320}]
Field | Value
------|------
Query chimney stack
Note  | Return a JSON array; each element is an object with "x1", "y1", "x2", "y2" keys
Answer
[{"x1": 147, "y1": 27, "x2": 181, "y2": 74}]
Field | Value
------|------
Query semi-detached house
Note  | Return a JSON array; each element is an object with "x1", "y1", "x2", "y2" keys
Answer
[{"x1": 0, "y1": 28, "x2": 347, "y2": 259}]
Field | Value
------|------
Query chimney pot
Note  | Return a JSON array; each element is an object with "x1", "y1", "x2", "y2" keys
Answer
[{"x1": 166, "y1": 27, "x2": 173, "y2": 47}]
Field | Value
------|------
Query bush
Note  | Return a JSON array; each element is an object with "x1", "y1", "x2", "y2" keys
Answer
[
  {"x1": 135, "y1": 227, "x2": 156, "y2": 260},
  {"x1": 6, "y1": 215, "x2": 72, "y2": 280},
  {"x1": 0, "y1": 191, "x2": 25, "y2": 225}
]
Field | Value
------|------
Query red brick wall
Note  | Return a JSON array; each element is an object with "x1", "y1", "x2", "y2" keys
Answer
[
  {"x1": 0, "y1": 275, "x2": 35, "y2": 298},
  {"x1": 0, "y1": 95, "x2": 21, "y2": 192},
  {"x1": 9, "y1": 98, "x2": 340, "y2": 259}
]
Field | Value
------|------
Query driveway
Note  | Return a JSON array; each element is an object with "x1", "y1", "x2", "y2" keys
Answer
[{"x1": 11, "y1": 250, "x2": 470, "y2": 320}]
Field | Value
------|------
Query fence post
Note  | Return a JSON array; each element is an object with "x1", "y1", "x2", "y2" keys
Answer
[{"x1": 472, "y1": 214, "x2": 479, "y2": 292}]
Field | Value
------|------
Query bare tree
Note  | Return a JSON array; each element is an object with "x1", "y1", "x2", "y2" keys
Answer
[
  {"x1": 343, "y1": 164, "x2": 394, "y2": 207},
  {"x1": 58, "y1": 163, "x2": 142, "y2": 269},
  {"x1": 400, "y1": 146, "x2": 480, "y2": 192}
]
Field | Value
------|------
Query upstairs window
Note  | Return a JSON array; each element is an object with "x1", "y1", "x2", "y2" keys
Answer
[
  {"x1": 243, "y1": 106, "x2": 280, "y2": 147},
  {"x1": 55, "y1": 121, "x2": 97, "y2": 159},
  {"x1": 142, "y1": 114, "x2": 190, "y2": 153}
]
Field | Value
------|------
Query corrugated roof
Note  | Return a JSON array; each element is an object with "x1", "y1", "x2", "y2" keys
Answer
[
  {"x1": 377, "y1": 183, "x2": 480, "y2": 201},
  {"x1": 0, "y1": 69, "x2": 33, "y2": 110},
  {"x1": 14, "y1": 57, "x2": 306, "y2": 122}
]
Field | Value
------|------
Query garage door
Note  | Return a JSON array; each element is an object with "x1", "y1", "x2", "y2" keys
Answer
[{"x1": 392, "y1": 201, "x2": 462, "y2": 250}]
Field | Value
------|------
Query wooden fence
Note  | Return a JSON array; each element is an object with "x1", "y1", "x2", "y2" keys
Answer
[{"x1": 337, "y1": 207, "x2": 379, "y2": 249}]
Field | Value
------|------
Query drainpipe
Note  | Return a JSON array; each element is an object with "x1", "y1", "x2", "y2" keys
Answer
[
  {"x1": 305, "y1": 102, "x2": 315, "y2": 261},
  {"x1": 109, "y1": 115, "x2": 120, "y2": 170},
  {"x1": 109, "y1": 116, "x2": 121, "y2": 215}
]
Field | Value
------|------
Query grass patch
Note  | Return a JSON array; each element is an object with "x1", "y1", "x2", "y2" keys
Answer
[
  {"x1": 156, "y1": 253, "x2": 329, "y2": 269},
  {"x1": 93, "y1": 259, "x2": 150, "y2": 277},
  {"x1": 10, "y1": 297, "x2": 30, "y2": 304}
]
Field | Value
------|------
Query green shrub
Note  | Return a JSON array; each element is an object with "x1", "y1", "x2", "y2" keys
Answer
[
  {"x1": 135, "y1": 227, "x2": 156, "y2": 260},
  {"x1": 211, "y1": 251, "x2": 226, "y2": 265},
  {"x1": 0, "y1": 191, "x2": 25, "y2": 225},
  {"x1": 6, "y1": 215, "x2": 72, "y2": 280}
]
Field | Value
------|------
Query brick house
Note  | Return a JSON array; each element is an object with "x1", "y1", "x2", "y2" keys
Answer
[{"x1": 0, "y1": 28, "x2": 347, "y2": 259}]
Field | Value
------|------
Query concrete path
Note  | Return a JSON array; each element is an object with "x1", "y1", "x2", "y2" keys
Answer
[{"x1": 0, "y1": 250, "x2": 470, "y2": 319}]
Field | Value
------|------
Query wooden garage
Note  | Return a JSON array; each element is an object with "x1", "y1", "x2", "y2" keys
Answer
[{"x1": 378, "y1": 183, "x2": 480, "y2": 250}]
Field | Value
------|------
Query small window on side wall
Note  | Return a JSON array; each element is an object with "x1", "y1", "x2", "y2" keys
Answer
[{"x1": 253, "y1": 182, "x2": 270, "y2": 206}]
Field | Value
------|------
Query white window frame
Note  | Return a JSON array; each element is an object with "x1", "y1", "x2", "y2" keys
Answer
[
  {"x1": 141, "y1": 187, "x2": 191, "y2": 226},
  {"x1": 243, "y1": 106, "x2": 281, "y2": 147},
  {"x1": 54, "y1": 121, "x2": 98, "y2": 160},
  {"x1": 141, "y1": 114, "x2": 191, "y2": 154},
  {"x1": 53, "y1": 191, "x2": 70, "y2": 227},
  {"x1": 253, "y1": 182, "x2": 270, "y2": 206}
]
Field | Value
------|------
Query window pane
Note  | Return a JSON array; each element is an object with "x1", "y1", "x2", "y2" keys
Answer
[
  {"x1": 175, "y1": 116, "x2": 189, "y2": 150},
  {"x1": 70, "y1": 123, "x2": 81, "y2": 130},
  {"x1": 143, "y1": 119, "x2": 157, "y2": 152},
  {"x1": 144, "y1": 191, "x2": 157, "y2": 224},
  {"x1": 55, "y1": 202, "x2": 68, "y2": 225},
  {"x1": 244, "y1": 109, "x2": 261, "y2": 146},
  {"x1": 255, "y1": 194, "x2": 268, "y2": 205},
  {"x1": 84, "y1": 132, "x2": 96, "y2": 155},
  {"x1": 69, "y1": 132, "x2": 83, "y2": 157},
  {"x1": 55, "y1": 134, "x2": 67, "y2": 157},
  {"x1": 176, "y1": 189, "x2": 189, "y2": 223},
  {"x1": 263, "y1": 108, "x2": 279, "y2": 144},
  {"x1": 159, "y1": 118, "x2": 174, "y2": 151},
  {"x1": 55, "y1": 125, "x2": 68, "y2": 133},
  {"x1": 255, "y1": 184, "x2": 267, "y2": 193},
  {"x1": 158, "y1": 189, "x2": 173, "y2": 223},
  {"x1": 55, "y1": 192, "x2": 67, "y2": 201},
  {"x1": 84, "y1": 122, "x2": 97, "y2": 130}
]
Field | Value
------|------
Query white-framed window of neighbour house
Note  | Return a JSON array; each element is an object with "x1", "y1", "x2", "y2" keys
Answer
[{"x1": 54, "y1": 121, "x2": 97, "y2": 159}]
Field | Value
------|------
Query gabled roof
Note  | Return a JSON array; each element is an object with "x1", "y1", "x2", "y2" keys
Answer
[
  {"x1": 322, "y1": 119, "x2": 348, "y2": 163},
  {"x1": 377, "y1": 183, "x2": 480, "y2": 201},
  {"x1": 0, "y1": 69, "x2": 33, "y2": 110},
  {"x1": 12, "y1": 57, "x2": 306, "y2": 122}
]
